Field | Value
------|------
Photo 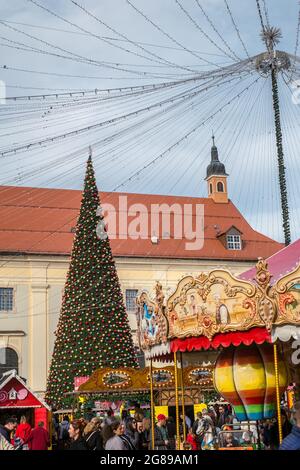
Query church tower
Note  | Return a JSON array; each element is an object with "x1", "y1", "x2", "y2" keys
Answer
[{"x1": 205, "y1": 136, "x2": 228, "y2": 203}]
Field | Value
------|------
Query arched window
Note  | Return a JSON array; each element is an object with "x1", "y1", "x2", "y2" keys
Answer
[
  {"x1": 209, "y1": 183, "x2": 213, "y2": 194},
  {"x1": 0, "y1": 347, "x2": 18, "y2": 376},
  {"x1": 217, "y1": 181, "x2": 224, "y2": 192}
]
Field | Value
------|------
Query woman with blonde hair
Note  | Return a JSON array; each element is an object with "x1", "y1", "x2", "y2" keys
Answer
[{"x1": 15, "y1": 415, "x2": 31, "y2": 450}]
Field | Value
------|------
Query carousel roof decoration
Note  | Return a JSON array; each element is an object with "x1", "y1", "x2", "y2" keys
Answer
[
  {"x1": 240, "y1": 238, "x2": 300, "y2": 343},
  {"x1": 240, "y1": 238, "x2": 300, "y2": 286},
  {"x1": 136, "y1": 281, "x2": 169, "y2": 352},
  {"x1": 136, "y1": 252, "x2": 300, "y2": 356},
  {"x1": 146, "y1": 368, "x2": 175, "y2": 389}
]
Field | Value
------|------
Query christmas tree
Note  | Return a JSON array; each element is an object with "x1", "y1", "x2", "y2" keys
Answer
[{"x1": 46, "y1": 153, "x2": 138, "y2": 408}]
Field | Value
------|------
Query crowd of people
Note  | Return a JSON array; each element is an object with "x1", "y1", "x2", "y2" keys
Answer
[
  {"x1": 51, "y1": 402, "x2": 300, "y2": 451},
  {"x1": 51, "y1": 409, "x2": 151, "y2": 451},
  {"x1": 0, "y1": 416, "x2": 49, "y2": 450},
  {"x1": 1, "y1": 401, "x2": 300, "y2": 450}
]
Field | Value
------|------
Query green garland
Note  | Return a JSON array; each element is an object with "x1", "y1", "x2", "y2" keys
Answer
[{"x1": 271, "y1": 68, "x2": 291, "y2": 246}]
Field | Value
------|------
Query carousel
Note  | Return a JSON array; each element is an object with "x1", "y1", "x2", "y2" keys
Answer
[
  {"x1": 133, "y1": 246, "x2": 300, "y2": 449},
  {"x1": 76, "y1": 242, "x2": 300, "y2": 450}
]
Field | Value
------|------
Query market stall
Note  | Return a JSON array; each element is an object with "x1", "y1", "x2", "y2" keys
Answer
[{"x1": 0, "y1": 369, "x2": 51, "y2": 432}]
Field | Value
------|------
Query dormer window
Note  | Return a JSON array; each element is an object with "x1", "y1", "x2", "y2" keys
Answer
[
  {"x1": 217, "y1": 181, "x2": 224, "y2": 192},
  {"x1": 227, "y1": 234, "x2": 241, "y2": 250}
]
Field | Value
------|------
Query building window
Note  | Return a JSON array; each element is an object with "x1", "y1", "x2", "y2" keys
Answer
[
  {"x1": 126, "y1": 289, "x2": 138, "y2": 311},
  {"x1": 0, "y1": 348, "x2": 18, "y2": 375},
  {"x1": 0, "y1": 288, "x2": 14, "y2": 311},
  {"x1": 217, "y1": 181, "x2": 224, "y2": 192},
  {"x1": 227, "y1": 235, "x2": 242, "y2": 250},
  {"x1": 209, "y1": 183, "x2": 213, "y2": 194}
]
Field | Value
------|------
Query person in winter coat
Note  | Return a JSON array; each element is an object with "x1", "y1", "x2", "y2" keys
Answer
[
  {"x1": 15, "y1": 416, "x2": 32, "y2": 450},
  {"x1": 279, "y1": 402, "x2": 300, "y2": 450},
  {"x1": 83, "y1": 418, "x2": 103, "y2": 450},
  {"x1": 270, "y1": 409, "x2": 292, "y2": 448},
  {"x1": 0, "y1": 417, "x2": 17, "y2": 447},
  {"x1": 26, "y1": 421, "x2": 50, "y2": 450},
  {"x1": 150, "y1": 414, "x2": 170, "y2": 450},
  {"x1": 136, "y1": 419, "x2": 150, "y2": 450},
  {"x1": 68, "y1": 419, "x2": 88, "y2": 450},
  {"x1": 186, "y1": 428, "x2": 198, "y2": 450},
  {"x1": 0, "y1": 434, "x2": 15, "y2": 450},
  {"x1": 104, "y1": 420, "x2": 134, "y2": 450},
  {"x1": 124, "y1": 417, "x2": 139, "y2": 449},
  {"x1": 166, "y1": 416, "x2": 176, "y2": 450},
  {"x1": 58, "y1": 415, "x2": 70, "y2": 450},
  {"x1": 216, "y1": 405, "x2": 227, "y2": 430}
]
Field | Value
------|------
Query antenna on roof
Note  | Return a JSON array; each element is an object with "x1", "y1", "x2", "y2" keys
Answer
[{"x1": 212, "y1": 130, "x2": 215, "y2": 147}]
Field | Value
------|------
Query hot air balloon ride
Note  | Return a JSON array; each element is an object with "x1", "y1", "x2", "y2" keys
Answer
[{"x1": 214, "y1": 343, "x2": 288, "y2": 421}]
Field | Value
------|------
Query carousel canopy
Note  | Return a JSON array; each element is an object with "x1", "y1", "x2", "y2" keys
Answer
[
  {"x1": 241, "y1": 239, "x2": 300, "y2": 343},
  {"x1": 240, "y1": 238, "x2": 300, "y2": 285},
  {"x1": 137, "y1": 253, "x2": 300, "y2": 356}
]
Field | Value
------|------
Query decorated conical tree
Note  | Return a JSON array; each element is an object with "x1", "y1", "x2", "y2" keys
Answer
[{"x1": 45, "y1": 154, "x2": 138, "y2": 408}]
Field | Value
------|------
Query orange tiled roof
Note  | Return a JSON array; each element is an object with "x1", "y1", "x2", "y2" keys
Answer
[{"x1": 0, "y1": 186, "x2": 282, "y2": 260}]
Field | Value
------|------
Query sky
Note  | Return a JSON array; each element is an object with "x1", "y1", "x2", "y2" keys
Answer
[{"x1": 0, "y1": 0, "x2": 300, "y2": 243}]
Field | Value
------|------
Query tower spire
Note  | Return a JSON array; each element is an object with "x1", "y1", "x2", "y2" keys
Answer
[{"x1": 205, "y1": 139, "x2": 228, "y2": 204}]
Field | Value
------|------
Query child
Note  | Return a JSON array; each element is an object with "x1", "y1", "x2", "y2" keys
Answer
[{"x1": 186, "y1": 428, "x2": 198, "y2": 450}]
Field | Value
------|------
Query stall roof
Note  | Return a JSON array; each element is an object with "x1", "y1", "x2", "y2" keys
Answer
[{"x1": 0, "y1": 370, "x2": 50, "y2": 410}]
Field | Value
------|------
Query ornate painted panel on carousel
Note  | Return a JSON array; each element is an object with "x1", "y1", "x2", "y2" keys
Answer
[
  {"x1": 136, "y1": 282, "x2": 169, "y2": 351},
  {"x1": 273, "y1": 262, "x2": 300, "y2": 328},
  {"x1": 167, "y1": 271, "x2": 259, "y2": 341},
  {"x1": 136, "y1": 259, "x2": 300, "y2": 353},
  {"x1": 78, "y1": 366, "x2": 213, "y2": 393}
]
